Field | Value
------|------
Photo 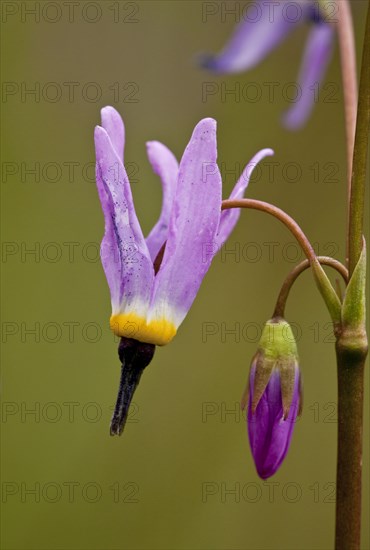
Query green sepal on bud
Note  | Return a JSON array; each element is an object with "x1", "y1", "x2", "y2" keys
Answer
[{"x1": 242, "y1": 317, "x2": 301, "y2": 419}]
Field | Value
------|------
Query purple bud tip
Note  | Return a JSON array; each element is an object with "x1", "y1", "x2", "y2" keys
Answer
[{"x1": 247, "y1": 365, "x2": 301, "y2": 479}]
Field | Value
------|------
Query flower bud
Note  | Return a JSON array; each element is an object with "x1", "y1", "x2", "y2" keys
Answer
[{"x1": 242, "y1": 317, "x2": 302, "y2": 479}]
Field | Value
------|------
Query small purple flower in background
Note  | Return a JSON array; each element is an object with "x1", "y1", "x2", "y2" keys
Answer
[
  {"x1": 200, "y1": 0, "x2": 335, "y2": 129},
  {"x1": 94, "y1": 106, "x2": 273, "y2": 434},
  {"x1": 241, "y1": 317, "x2": 302, "y2": 478}
]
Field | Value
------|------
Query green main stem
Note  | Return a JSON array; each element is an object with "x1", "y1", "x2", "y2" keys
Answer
[
  {"x1": 335, "y1": 333, "x2": 367, "y2": 550},
  {"x1": 336, "y1": 3, "x2": 369, "y2": 549},
  {"x1": 348, "y1": 1, "x2": 370, "y2": 276}
]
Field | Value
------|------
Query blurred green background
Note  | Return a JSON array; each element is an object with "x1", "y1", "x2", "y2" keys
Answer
[{"x1": 1, "y1": 1, "x2": 369, "y2": 549}]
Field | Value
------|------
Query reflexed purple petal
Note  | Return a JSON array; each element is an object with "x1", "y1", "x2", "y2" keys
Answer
[
  {"x1": 200, "y1": 0, "x2": 307, "y2": 74},
  {"x1": 248, "y1": 365, "x2": 300, "y2": 479},
  {"x1": 100, "y1": 109, "x2": 140, "y2": 235},
  {"x1": 217, "y1": 148, "x2": 274, "y2": 245},
  {"x1": 94, "y1": 126, "x2": 154, "y2": 314},
  {"x1": 150, "y1": 118, "x2": 222, "y2": 327},
  {"x1": 95, "y1": 154, "x2": 122, "y2": 312},
  {"x1": 101, "y1": 106, "x2": 125, "y2": 161},
  {"x1": 283, "y1": 23, "x2": 335, "y2": 129},
  {"x1": 145, "y1": 141, "x2": 179, "y2": 262}
]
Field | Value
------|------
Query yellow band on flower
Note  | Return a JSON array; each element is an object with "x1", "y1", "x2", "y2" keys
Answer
[{"x1": 110, "y1": 313, "x2": 177, "y2": 346}]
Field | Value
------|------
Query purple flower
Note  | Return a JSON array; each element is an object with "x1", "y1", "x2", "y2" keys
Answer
[
  {"x1": 95, "y1": 106, "x2": 273, "y2": 347},
  {"x1": 241, "y1": 318, "x2": 302, "y2": 478},
  {"x1": 200, "y1": 0, "x2": 335, "y2": 129}
]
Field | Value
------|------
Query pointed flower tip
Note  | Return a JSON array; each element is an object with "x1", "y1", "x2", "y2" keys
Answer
[
  {"x1": 281, "y1": 110, "x2": 306, "y2": 132},
  {"x1": 242, "y1": 147, "x2": 275, "y2": 189},
  {"x1": 146, "y1": 139, "x2": 159, "y2": 148},
  {"x1": 188, "y1": 118, "x2": 217, "y2": 154},
  {"x1": 146, "y1": 140, "x2": 158, "y2": 158},
  {"x1": 94, "y1": 126, "x2": 112, "y2": 154},
  {"x1": 94, "y1": 124, "x2": 106, "y2": 138},
  {"x1": 100, "y1": 106, "x2": 125, "y2": 160},
  {"x1": 196, "y1": 52, "x2": 220, "y2": 72},
  {"x1": 196, "y1": 117, "x2": 217, "y2": 133},
  {"x1": 145, "y1": 140, "x2": 166, "y2": 156},
  {"x1": 110, "y1": 338, "x2": 156, "y2": 437},
  {"x1": 101, "y1": 105, "x2": 120, "y2": 118},
  {"x1": 94, "y1": 125, "x2": 105, "y2": 149}
]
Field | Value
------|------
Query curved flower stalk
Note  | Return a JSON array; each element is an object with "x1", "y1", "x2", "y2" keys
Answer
[
  {"x1": 94, "y1": 106, "x2": 273, "y2": 433},
  {"x1": 200, "y1": 0, "x2": 335, "y2": 129}
]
